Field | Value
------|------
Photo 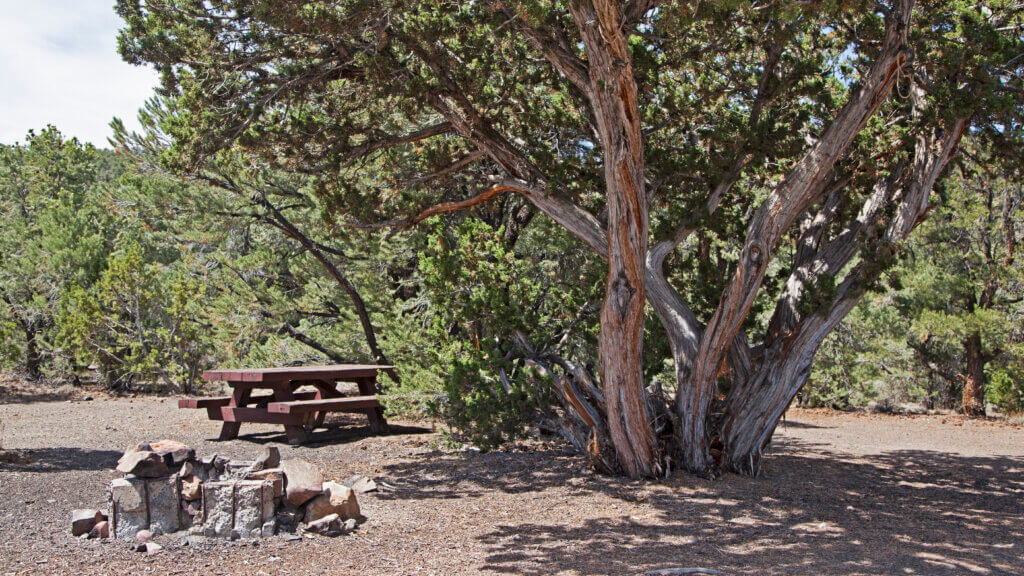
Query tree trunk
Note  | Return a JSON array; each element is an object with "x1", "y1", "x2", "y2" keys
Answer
[
  {"x1": 961, "y1": 331, "x2": 986, "y2": 417},
  {"x1": 574, "y1": 0, "x2": 659, "y2": 478},
  {"x1": 24, "y1": 327, "x2": 41, "y2": 381},
  {"x1": 719, "y1": 293, "x2": 857, "y2": 475}
]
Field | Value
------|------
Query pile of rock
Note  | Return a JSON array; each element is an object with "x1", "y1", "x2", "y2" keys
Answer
[{"x1": 72, "y1": 439, "x2": 374, "y2": 544}]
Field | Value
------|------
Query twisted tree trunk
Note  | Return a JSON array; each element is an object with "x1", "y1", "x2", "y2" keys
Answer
[{"x1": 573, "y1": 0, "x2": 660, "y2": 478}]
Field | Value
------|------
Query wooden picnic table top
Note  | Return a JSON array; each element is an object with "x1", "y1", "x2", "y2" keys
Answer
[{"x1": 202, "y1": 364, "x2": 395, "y2": 384}]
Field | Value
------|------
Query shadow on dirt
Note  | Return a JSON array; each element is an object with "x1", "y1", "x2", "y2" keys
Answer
[
  {"x1": 0, "y1": 447, "x2": 122, "y2": 472},
  {"x1": 377, "y1": 437, "x2": 1024, "y2": 575},
  {"x1": 227, "y1": 413, "x2": 432, "y2": 448}
]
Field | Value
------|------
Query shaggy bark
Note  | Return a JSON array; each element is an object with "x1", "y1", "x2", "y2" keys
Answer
[
  {"x1": 572, "y1": 0, "x2": 660, "y2": 478},
  {"x1": 673, "y1": 0, "x2": 915, "y2": 474},
  {"x1": 961, "y1": 331, "x2": 987, "y2": 417},
  {"x1": 719, "y1": 116, "x2": 969, "y2": 475}
]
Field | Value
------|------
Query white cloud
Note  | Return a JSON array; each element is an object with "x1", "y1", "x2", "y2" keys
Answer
[{"x1": 0, "y1": 1, "x2": 160, "y2": 147}]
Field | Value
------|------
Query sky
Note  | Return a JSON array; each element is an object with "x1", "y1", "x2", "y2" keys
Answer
[{"x1": 0, "y1": 1, "x2": 160, "y2": 147}]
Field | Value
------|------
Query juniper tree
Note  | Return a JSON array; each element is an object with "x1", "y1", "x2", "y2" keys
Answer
[{"x1": 117, "y1": 0, "x2": 1024, "y2": 477}]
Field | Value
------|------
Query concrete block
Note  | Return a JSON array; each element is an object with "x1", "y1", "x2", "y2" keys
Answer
[{"x1": 110, "y1": 477, "x2": 148, "y2": 540}]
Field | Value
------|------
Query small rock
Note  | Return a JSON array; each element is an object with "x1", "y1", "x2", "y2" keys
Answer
[
  {"x1": 71, "y1": 509, "x2": 104, "y2": 536},
  {"x1": 280, "y1": 459, "x2": 323, "y2": 507},
  {"x1": 177, "y1": 461, "x2": 194, "y2": 478},
  {"x1": 276, "y1": 505, "x2": 303, "y2": 528},
  {"x1": 283, "y1": 533, "x2": 302, "y2": 542},
  {"x1": 304, "y1": 482, "x2": 359, "y2": 523},
  {"x1": 82, "y1": 395, "x2": 93, "y2": 401},
  {"x1": 305, "y1": 513, "x2": 349, "y2": 536},
  {"x1": 252, "y1": 446, "x2": 280, "y2": 471},
  {"x1": 246, "y1": 468, "x2": 284, "y2": 498},
  {"x1": 180, "y1": 475, "x2": 202, "y2": 501},
  {"x1": 90, "y1": 521, "x2": 110, "y2": 539},
  {"x1": 135, "y1": 529, "x2": 154, "y2": 544},
  {"x1": 345, "y1": 475, "x2": 378, "y2": 493},
  {"x1": 145, "y1": 542, "x2": 163, "y2": 555},
  {"x1": 116, "y1": 450, "x2": 168, "y2": 478},
  {"x1": 184, "y1": 500, "x2": 201, "y2": 517}
]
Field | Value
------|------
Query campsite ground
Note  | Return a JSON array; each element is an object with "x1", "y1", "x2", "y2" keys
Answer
[{"x1": 1, "y1": 379, "x2": 1022, "y2": 576}]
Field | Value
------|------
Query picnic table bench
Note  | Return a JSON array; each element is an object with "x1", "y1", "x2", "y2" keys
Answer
[{"x1": 179, "y1": 364, "x2": 391, "y2": 444}]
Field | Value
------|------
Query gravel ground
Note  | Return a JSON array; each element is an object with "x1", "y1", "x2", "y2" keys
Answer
[{"x1": 1, "y1": 380, "x2": 1022, "y2": 576}]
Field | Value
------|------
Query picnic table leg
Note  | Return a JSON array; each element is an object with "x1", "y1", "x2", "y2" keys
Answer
[
  {"x1": 218, "y1": 386, "x2": 252, "y2": 441},
  {"x1": 276, "y1": 383, "x2": 308, "y2": 445},
  {"x1": 310, "y1": 380, "x2": 341, "y2": 430},
  {"x1": 356, "y1": 376, "x2": 389, "y2": 434}
]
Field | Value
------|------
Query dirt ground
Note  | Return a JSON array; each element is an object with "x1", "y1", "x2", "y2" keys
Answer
[{"x1": 1, "y1": 381, "x2": 1022, "y2": 576}]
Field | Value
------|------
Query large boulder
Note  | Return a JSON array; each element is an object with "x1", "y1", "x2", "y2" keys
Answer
[
  {"x1": 304, "y1": 481, "x2": 359, "y2": 523},
  {"x1": 280, "y1": 459, "x2": 323, "y2": 507}
]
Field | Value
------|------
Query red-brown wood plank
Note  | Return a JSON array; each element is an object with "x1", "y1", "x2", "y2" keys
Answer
[
  {"x1": 266, "y1": 396, "x2": 381, "y2": 414},
  {"x1": 202, "y1": 364, "x2": 393, "y2": 384},
  {"x1": 179, "y1": 391, "x2": 318, "y2": 409},
  {"x1": 179, "y1": 397, "x2": 232, "y2": 409},
  {"x1": 216, "y1": 406, "x2": 305, "y2": 425}
]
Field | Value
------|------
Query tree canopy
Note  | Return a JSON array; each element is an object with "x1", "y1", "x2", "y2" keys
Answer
[{"x1": 112, "y1": 0, "x2": 1024, "y2": 477}]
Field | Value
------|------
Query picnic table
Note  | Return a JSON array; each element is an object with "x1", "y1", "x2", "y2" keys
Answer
[{"x1": 179, "y1": 364, "x2": 391, "y2": 444}]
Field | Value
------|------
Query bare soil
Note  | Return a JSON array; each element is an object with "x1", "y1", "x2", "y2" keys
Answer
[{"x1": 1, "y1": 380, "x2": 1022, "y2": 575}]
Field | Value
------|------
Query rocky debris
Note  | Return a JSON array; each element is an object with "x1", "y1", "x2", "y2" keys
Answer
[
  {"x1": 116, "y1": 449, "x2": 169, "y2": 478},
  {"x1": 280, "y1": 459, "x2": 323, "y2": 507},
  {"x1": 305, "y1": 481, "x2": 360, "y2": 523},
  {"x1": 304, "y1": 513, "x2": 357, "y2": 536},
  {"x1": 71, "y1": 509, "x2": 107, "y2": 536},
  {"x1": 93, "y1": 441, "x2": 365, "y2": 544},
  {"x1": 345, "y1": 475, "x2": 378, "y2": 493}
]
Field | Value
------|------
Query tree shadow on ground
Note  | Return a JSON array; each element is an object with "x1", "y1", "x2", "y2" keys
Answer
[
  {"x1": 0, "y1": 447, "x2": 122, "y2": 472},
  {"x1": 378, "y1": 439, "x2": 1024, "y2": 575},
  {"x1": 232, "y1": 413, "x2": 431, "y2": 448},
  {"x1": 0, "y1": 385, "x2": 74, "y2": 404}
]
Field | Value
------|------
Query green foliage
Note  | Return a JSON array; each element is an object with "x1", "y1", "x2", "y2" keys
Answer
[
  {"x1": 810, "y1": 140, "x2": 1024, "y2": 413},
  {"x1": 807, "y1": 293, "x2": 921, "y2": 409},
  {"x1": 417, "y1": 218, "x2": 568, "y2": 448},
  {"x1": 987, "y1": 364, "x2": 1024, "y2": 414},
  {"x1": 58, "y1": 245, "x2": 210, "y2": 390},
  {"x1": 0, "y1": 127, "x2": 116, "y2": 379}
]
